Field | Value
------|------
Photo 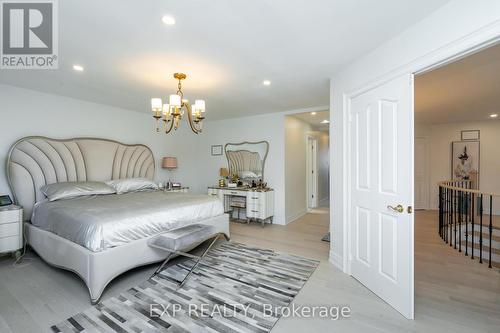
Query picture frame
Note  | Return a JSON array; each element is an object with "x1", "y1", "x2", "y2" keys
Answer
[
  {"x1": 451, "y1": 140, "x2": 480, "y2": 186},
  {"x1": 211, "y1": 145, "x2": 223, "y2": 156},
  {"x1": 461, "y1": 130, "x2": 480, "y2": 141}
]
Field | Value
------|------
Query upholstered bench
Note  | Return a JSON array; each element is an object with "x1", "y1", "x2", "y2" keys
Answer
[{"x1": 148, "y1": 224, "x2": 229, "y2": 286}]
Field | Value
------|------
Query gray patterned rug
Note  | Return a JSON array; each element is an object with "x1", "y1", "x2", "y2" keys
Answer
[{"x1": 52, "y1": 242, "x2": 319, "y2": 333}]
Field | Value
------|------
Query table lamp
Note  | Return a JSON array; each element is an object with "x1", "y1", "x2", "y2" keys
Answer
[
  {"x1": 162, "y1": 157, "x2": 178, "y2": 189},
  {"x1": 219, "y1": 167, "x2": 229, "y2": 187}
]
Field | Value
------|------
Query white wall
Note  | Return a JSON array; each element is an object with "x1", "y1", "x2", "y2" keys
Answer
[
  {"x1": 416, "y1": 120, "x2": 500, "y2": 214},
  {"x1": 193, "y1": 112, "x2": 287, "y2": 225},
  {"x1": 284, "y1": 116, "x2": 311, "y2": 222},
  {"x1": 0, "y1": 84, "x2": 198, "y2": 196},
  {"x1": 331, "y1": 0, "x2": 500, "y2": 270},
  {"x1": 284, "y1": 116, "x2": 330, "y2": 223}
]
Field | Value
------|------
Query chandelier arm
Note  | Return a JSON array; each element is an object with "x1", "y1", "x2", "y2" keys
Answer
[
  {"x1": 184, "y1": 102, "x2": 201, "y2": 134},
  {"x1": 165, "y1": 116, "x2": 175, "y2": 134}
]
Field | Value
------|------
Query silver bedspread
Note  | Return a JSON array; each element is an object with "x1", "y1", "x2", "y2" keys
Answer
[{"x1": 31, "y1": 191, "x2": 224, "y2": 252}]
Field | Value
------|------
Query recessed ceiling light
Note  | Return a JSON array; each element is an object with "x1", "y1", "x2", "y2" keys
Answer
[
  {"x1": 162, "y1": 15, "x2": 176, "y2": 25},
  {"x1": 490, "y1": 113, "x2": 498, "y2": 118},
  {"x1": 262, "y1": 80, "x2": 271, "y2": 86},
  {"x1": 72, "y1": 64, "x2": 84, "y2": 72},
  {"x1": 321, "y1": 119, "x2": 330, "y2": 124},
  {"x1": 311, "y1": 112, "x2": 317, "y2": 115}
]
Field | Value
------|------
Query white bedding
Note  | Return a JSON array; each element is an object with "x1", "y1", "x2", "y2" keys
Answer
[{"x1": 31, "y1": 191, "x2": 224, "y2": 252}]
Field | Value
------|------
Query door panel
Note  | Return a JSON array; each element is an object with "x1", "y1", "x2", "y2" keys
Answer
[{"x1": 349, "y1": 73, "x2": 414, "y2": 319}]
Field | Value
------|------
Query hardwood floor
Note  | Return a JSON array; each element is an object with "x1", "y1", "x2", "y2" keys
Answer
[{"x1": 0, "y1": 209, "x2": 499, "y2": 332}]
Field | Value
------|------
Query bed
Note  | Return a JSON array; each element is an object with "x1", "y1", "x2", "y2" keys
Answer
[{"x1": 7, "y1": 136, "x2": 229, "y2": 303}]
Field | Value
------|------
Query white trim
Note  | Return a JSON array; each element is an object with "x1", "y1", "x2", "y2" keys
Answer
[
  {"x1": 329, "y1": 250, "x2": 343, "y2": 270},
  {"x1": 286, "y1": 209, "x2": 307, "y2": 224}
]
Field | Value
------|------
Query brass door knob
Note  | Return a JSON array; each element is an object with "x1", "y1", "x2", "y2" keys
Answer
[{"x1": 387, "y1": 204, "x2": 404, "y2": 213}]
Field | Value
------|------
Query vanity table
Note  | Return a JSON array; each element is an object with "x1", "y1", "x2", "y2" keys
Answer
[
  {"x1": 208, "y1": 187, "x2": 274, "y2": 226},
  {"x1": 213, "y1": 140, "x2": 274, "y2": 226}
]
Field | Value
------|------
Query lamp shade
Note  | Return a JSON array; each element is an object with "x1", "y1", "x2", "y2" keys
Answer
[
  {"x1": 162, "y1": 157, "x2": 178, "y2": 169},
  {"x1": 169, "y1": 94, "x2": 181, "y2": 107},
  {"x1": 219, "y1": 167, "x2": 229, "y2": 177},
  {"x1": 195, "y1": 100, "x2": 206, "y2": 112},
  {"x1": 151, "y1": 98, "x2": 162, "y2": 111}
]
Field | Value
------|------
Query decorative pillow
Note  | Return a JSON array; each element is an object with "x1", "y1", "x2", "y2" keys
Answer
[
  {"x1": 41, "y1": 181, "x2": 116, "y2": 202},
  {"x1": 106, "y1": 178, "x2": 158, "y2": 194}
]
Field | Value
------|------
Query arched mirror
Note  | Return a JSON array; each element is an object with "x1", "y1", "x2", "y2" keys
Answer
[{"x1": 224, "y1": 141, "x2": 269, "y2": 183}]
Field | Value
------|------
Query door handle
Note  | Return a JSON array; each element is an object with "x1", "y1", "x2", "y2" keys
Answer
[{"x1": 387, "y1": 204, "x2": 404, "y2": 213}]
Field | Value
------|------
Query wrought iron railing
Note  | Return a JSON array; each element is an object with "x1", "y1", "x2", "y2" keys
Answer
[{"x1": 438, "y1": 180, "x2": 499, "y2": 269}]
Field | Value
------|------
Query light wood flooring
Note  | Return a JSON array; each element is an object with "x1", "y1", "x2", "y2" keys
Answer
[{"x1": 0, "y1": 209, "x2": 499, "y2": 332}]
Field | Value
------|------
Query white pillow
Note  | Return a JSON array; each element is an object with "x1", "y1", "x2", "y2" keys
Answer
[
  {"x1": 41, "y1": 181, "x2": 116, "y2": 202},
  {"x1": 106, "y1": 178, "x2": 158, "y2": 194},
  {"x1": 238, "y1": 171, "x2": 258, "y2": 179}
]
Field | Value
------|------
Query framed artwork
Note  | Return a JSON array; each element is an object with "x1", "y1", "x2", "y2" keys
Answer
[
  {"x1": 451, "y1": 141, "x2": 480, "y2": 185},
  {"x1": 211, "y1": 145, "x2": 223, "y2": 156},
  {"x1": 461, "y1": 130, "x2": 480, "y2": 141}
]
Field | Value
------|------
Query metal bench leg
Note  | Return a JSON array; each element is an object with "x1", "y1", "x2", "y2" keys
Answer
[
  {"x1": 151, "y1": 252, "x2": 174, "y2": 278},
  {"x1": 178, "y1": 234, "x2": 221, "y2": 288}
]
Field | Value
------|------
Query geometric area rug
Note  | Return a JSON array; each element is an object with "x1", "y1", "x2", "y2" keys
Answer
[{"x1": 51, "y1": 242, "x2": 319, "y2": 333}]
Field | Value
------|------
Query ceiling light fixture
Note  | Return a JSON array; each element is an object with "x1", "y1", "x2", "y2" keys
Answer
[
  {"x1": 73, "y1": 64, "x2": 84, "y2": 72},
  {"x1": 161, "y1": 15, "x2": 176, "y2": 25},
  {"x1": 262, "y1": 80, "x2": 271, "y2": 86},
  {"x1": 311, "y1": 112, "x2": 317, "y2": 115},
  {"x1": 151, "y1": 73, "x2": 205, "y2": 134},
  {"x1": 490, "y1": 113, "x2": 498, "y2": 118},
  {"x1": 320, "y1": 119, "x2": 330, "y2": 124}
]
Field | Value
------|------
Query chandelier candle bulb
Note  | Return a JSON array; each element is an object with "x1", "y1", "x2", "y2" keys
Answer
[{"x1": 162, "y1": 104, "x2": 170, "y2": 116}]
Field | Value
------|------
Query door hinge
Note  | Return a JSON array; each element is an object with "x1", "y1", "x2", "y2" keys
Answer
[{"x1": 407, "y1": 206, "x2": 413, "y2": 214}]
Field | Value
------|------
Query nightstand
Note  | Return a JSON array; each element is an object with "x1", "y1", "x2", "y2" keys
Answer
[{"x1": 0, "y1": 205, "x2": 23, "y2": 257}]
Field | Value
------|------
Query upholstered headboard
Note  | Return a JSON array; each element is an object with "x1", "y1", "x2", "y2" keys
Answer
[{"x1": 7, "y1": 137, "x2": 155, "y2": 219}]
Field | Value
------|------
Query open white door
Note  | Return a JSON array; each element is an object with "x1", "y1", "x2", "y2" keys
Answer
[
  {"x1": 348, "y1": 73, "x2": 414, "y2": 319},
  {"x1": 307, "y1": 137, "x2": 318, "y2": 209}
]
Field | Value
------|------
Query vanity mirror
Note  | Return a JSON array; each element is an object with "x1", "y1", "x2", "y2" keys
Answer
[{"x1": 224, "y1": 141, "x2": 269, "y2": 183}]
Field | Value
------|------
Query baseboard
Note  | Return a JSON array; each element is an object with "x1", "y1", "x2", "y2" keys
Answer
[
  {"x1": 329, "y1": 250, "x2": 344, "y2": 271},
  {"x1": 286, "y1": 209, "x2": 307, "y2": 224}
]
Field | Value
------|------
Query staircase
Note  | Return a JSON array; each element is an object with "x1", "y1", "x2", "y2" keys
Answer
[
  {"x1": 438, "y1": 180, "x2": 500, "y2": 271},
  {"x1": 458, "y1": 221, "x2": 500, "y2": 268}
]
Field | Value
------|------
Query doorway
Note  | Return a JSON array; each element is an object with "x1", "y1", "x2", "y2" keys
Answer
[
  {"x1": 337, "y1": 33, "x2": 500, "y2": 320},
  {"x1": 284, "y1": 111, "x2": 330, "y2": 224}
]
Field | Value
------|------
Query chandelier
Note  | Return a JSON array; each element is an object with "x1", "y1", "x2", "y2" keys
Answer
[{"x1": 151, "y1": 73, "x2": 206, "y2": 134}]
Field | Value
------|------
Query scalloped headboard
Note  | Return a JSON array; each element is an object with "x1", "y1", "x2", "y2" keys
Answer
[{"x1": 7, "y1": 136, "x2": 155, "y2": 220}]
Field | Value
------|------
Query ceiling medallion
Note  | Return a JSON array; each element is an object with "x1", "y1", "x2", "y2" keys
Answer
[{"x1": 151, "y1": 73, "x2": 205, "y2": 134}]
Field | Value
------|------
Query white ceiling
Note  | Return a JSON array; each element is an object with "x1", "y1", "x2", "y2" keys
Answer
[
  {"x1": 292, "y1": 111, "x2": 330, "y2": 131},
  {"x1": 0, "y1": 0, "x2": 449, "y2": 120},
  {"x1": 415, "y1": 43, "x2": 500, "y2": 124}
]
